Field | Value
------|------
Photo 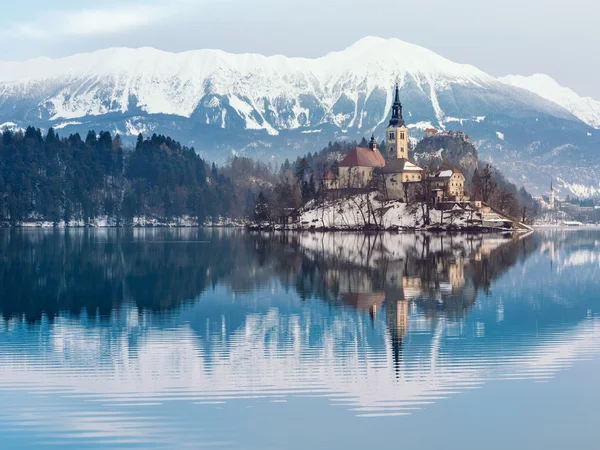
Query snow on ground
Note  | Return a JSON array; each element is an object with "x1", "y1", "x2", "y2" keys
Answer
[
  {"x1": 295, "y1": 193, "x2": 478, "y2": 230},
  {"x1": 496, "y1": 131, "x2": 505, "y2": 140}
]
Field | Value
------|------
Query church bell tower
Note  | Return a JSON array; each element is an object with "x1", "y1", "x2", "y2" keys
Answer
[{"x1": 386, "y1": 84, "x2": 409, "y2": 160}]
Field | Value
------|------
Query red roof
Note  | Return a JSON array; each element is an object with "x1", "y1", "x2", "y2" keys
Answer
[
  {"x1": 322, "y1": 170, "x2": 337, "y2": 180},
  {"x1": 424, "y1": 128, "x2": 438, "y2": 133},
  {"x1": 338, "y1": 147, "x2": 385, "y2": 168}
]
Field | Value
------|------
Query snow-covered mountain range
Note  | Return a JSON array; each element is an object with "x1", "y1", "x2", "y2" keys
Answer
[{"x1": 1, "y1": 36, "x2": 599, "y2": 197}]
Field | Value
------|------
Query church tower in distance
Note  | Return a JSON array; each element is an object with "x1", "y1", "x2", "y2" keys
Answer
[{"x1": 385, "y1": 84, "x2": 409, "y2": 160}]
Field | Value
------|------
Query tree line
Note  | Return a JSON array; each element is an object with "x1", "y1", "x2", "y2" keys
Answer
[
  {"x1": 0, "y1": 127, "x2": 279, "y2": 225},
  {"x1": 0, "y1": 126, "x2": 539, "y2": 226}
]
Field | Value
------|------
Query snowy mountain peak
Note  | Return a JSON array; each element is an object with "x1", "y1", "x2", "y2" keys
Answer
[{"x1": 500, "y1": 74, "x2": 600, "y2": 129}]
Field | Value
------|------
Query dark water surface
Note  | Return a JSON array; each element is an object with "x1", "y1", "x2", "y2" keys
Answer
[{"x1": 0, "y1": 229, "x2": 598, "y2": 449}]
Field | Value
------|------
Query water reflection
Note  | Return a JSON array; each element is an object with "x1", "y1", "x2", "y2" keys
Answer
[{"x1": 0, "y1": 229, "x2": 598, "y2": 449}]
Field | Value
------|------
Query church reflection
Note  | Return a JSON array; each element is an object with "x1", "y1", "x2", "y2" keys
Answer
[{"x1": 297, "y1": 232, "x2": 535, "y2": 368}]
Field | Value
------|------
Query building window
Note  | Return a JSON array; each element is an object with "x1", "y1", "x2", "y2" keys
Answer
[
  {"x1": 389, "y1": 132, "x2": 395, "y2": 140},
  {"x1": 400, "y1": 132, "x2": 405, "y2": 140}
]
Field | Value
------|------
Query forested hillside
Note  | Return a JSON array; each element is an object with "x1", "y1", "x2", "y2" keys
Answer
[{"x1": 0, "y1": 127, "x2": 275, "y2": 225}]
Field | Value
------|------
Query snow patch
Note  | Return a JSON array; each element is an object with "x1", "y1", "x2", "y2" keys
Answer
[
  {"x1": 53, "y1": 121, "x2": 82, "y2": 130},
  {"x1": 496, "y1": 131, "x2": 505, "y2": 141},
  {"x1": 407, "y1": 121, "x2": 434, "y2": 130}
]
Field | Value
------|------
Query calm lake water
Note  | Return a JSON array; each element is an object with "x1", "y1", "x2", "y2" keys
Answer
[{"x1": 0, "y1": 228, "x2": 599, "y2": 449}]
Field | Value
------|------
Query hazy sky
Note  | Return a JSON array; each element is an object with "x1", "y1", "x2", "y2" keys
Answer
[{"x1": 1, "y1": 0, "x2": 598, "y2": 98}]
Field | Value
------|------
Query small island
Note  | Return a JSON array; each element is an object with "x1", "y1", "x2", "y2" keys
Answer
[{"x1": 251, "y1": 85, "x2": 533, "y2": 233}]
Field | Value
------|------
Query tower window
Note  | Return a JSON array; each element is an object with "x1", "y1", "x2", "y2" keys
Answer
[
  {"x1": 389, "y1": 132, "x2": 395, "y2": 140},
  {"x1": 400, "y1": 132, "x2": 405, "y2": 139}
]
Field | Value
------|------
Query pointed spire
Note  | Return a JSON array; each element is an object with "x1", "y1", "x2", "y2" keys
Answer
[{"x1": 388, "y1": 82, "x2": 404, "y2": 127}]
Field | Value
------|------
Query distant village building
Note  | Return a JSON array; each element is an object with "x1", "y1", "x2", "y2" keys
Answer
[
  {"x1": 430, "y1": 168, "x2": 466, "y2": 202},
  {"x1": 322, "y1": 170, "x2": 338, "y2": 190}
]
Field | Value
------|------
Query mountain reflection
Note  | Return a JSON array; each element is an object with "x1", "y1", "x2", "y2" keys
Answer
[{"x1": 0, "y1": 229, "x2": 599, "y2": 447}]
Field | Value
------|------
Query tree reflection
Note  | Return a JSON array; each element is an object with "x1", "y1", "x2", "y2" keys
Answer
[{"x1": 0, "y1": 229, "x2": 538, "y2": 330}]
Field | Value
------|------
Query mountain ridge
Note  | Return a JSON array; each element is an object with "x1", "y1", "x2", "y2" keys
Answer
[
  {"x1": 0, "y1": 37, "x2": 599, "y2": 197},
  {"x1": 499, "y1": 73, "x2": 600, "y2": 129}
]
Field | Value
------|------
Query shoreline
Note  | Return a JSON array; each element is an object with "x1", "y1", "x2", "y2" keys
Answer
[{"x1": 1, "y1": 223, "x2": 523, "y2": 234}]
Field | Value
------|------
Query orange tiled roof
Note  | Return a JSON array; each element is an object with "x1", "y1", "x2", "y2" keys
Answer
[{"x1": 338, "y1": 147, "x2": 386, "y2": 168}]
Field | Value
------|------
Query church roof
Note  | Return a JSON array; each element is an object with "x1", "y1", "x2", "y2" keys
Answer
[
  {"x1": 381, "y1": 158, "x2": 423, "y2": 174},
  {"x1": 338, "y1": 147, "x2": 385, "y2": 168},
  {"x1": 322, "y1": 170, "x2": 337, "y2": 180}
]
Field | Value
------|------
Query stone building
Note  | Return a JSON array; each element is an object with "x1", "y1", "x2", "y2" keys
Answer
[
  {"x1": 381, "y1": 159, "x2": 423, "y2": 201},
  {"x1": 430, "y1": 168, "x2": 466, "y2": 201},
  {"x1": 336, "y1": 136, "x2": 385, "y2": 189}
]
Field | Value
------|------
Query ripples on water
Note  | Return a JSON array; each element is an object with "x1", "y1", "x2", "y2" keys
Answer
[{"x1": 0, "y1": 229, "x2": 598, "y2": 449}]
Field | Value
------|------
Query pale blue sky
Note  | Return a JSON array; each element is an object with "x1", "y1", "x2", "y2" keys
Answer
[{"x1": 1, "y1": 0, "x2": 598, "y2": 98}]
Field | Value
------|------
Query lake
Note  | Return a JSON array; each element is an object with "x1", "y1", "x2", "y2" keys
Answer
[{"x1": 0, "y1": 228, "x2": 599, "y2": 449}]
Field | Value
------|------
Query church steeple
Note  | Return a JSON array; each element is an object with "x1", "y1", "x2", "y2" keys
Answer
[
  {"x1": 389, "y1": 84, "x2": 404, "y2": 127},
  {"x1": 386, "y1": 83, "x2": 409, "y2": 160}
]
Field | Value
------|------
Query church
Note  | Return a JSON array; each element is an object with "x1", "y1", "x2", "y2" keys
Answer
[{"x1": 324, "y1": 84, "x2": 465, "y2": 202}]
